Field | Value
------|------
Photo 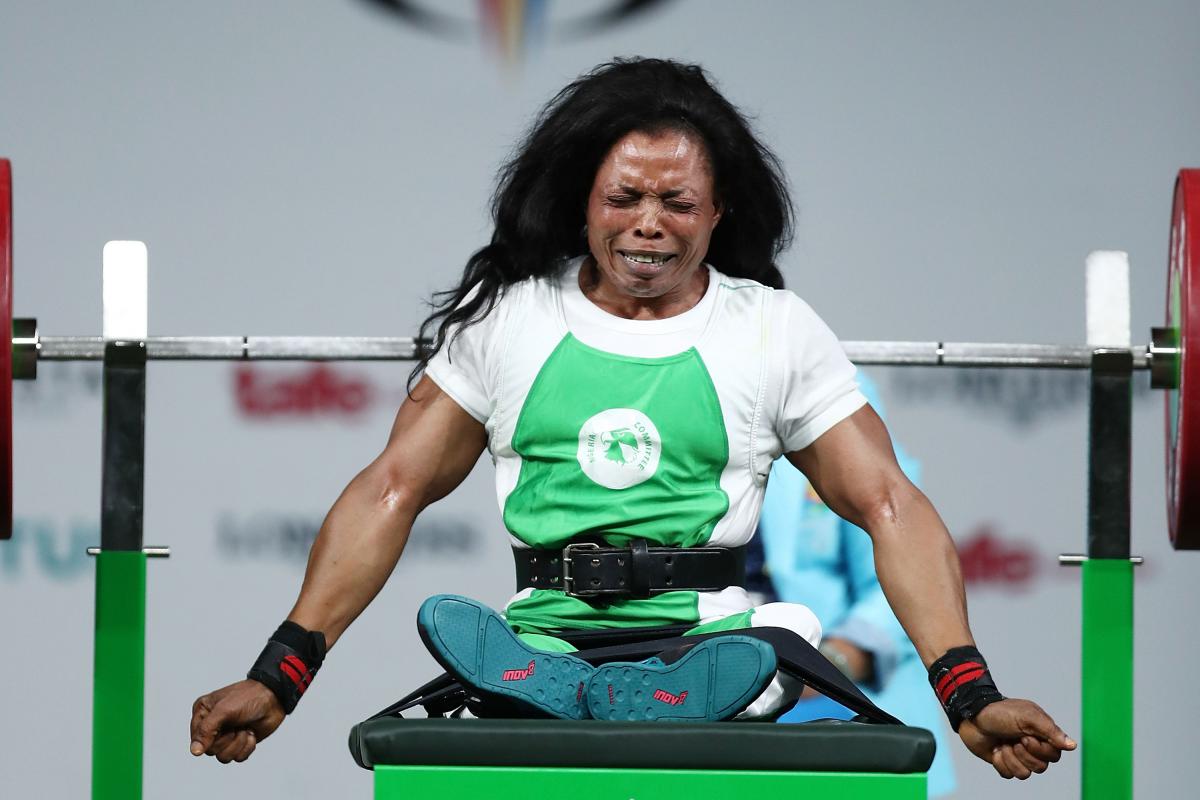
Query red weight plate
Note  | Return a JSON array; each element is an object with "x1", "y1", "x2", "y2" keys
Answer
[
  {"x1": 1166, "y1": 169, "x2": 1200, "y2": 550},
  {"x1": 0, "y1": 159, "x2": 11, "y2": 539}
]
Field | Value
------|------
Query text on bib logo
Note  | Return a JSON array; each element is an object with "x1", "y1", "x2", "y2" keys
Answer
[{"x1": 577, "y1": 408, "x2": 662, "y2": 489}]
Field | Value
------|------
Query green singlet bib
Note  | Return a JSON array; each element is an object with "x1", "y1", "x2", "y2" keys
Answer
[{"x1": 502, "y1": 334, "x2": 730, "y2": 634}]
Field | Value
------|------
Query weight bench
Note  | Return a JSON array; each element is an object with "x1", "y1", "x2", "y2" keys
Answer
[
  {"x1": 349, "y1": 717, "x2": 934, "y2": 799},
  {"x1": 348, "y1": 624, "x2": 933, "y2": 798}
]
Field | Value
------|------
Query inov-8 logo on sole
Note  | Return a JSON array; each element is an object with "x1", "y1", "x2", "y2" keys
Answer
[
  {"x1": 653, "y1": 689, "x2": 688, "y2": 706},
  {"x1": 576, "y1": 408, "x2": 662, "y2": 490},
  {"x1": 502, "y1": 660, "x2": 536, "y2": 682}
]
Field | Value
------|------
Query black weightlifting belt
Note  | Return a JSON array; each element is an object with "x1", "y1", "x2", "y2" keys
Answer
[{"x1": 513, "y1": 539, "x2": 746, "y2": 599}]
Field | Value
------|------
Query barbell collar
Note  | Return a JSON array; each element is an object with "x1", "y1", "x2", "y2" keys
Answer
[
  {"x1": 1150, "y1": 326, "x2": 1181, "y2": 389},
  {"x1": 11, "y1": 317, "x2": 36, "y2": 379}
]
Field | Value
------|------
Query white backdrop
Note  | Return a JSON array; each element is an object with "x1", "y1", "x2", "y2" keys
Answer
[{"x1": 2, "y1": 2, "x2": 1198, "y2": 798}]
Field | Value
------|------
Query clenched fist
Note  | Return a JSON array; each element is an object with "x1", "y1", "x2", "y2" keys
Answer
[
  {"x1": 190, "y1": 680, "x2": 286, "y2": 764},
  {"x1": 958, "y1": 698, "x2": 1077, "y2": 779}
]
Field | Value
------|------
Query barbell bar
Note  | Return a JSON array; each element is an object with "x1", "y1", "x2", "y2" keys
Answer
[
  {"x1": 8, "y1": 334, "x2": 1176, "y2": 369},
  {"x1": 2, "y1": 159, "x2": 1198, "y2": 549}
]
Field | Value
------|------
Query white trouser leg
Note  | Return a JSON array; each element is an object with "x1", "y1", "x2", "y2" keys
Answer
[{"x1": 733, "y1": 602, "x2": 822, "y2": 719}]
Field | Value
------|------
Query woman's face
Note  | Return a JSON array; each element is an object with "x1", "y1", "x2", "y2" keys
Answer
[{"x1": 584, "y1": 128, "x2": 722, "y2": 315}]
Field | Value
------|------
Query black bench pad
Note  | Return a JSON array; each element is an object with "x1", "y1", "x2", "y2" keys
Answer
[{"x1": 349, "y1": 718, "x2": 935, "y2": 774}]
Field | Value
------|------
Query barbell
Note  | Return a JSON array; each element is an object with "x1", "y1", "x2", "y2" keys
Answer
[{"x1": 1, "y1": 158, "x2": 1197, "y2": 549}]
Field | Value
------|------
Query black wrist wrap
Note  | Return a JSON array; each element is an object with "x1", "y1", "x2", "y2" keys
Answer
[
  {"x1": 247, "y1": 621, "x2": 327, "y2": 714},
  {"x1": 927, "y1": 645, "x2": 1004, "y2": 731}
]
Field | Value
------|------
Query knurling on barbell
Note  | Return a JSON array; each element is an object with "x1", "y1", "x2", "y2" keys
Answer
[{"x1": 0, "y1": 159, "x2": 1198, "y2": 548}]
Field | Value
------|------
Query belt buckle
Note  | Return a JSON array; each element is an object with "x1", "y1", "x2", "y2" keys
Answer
[{"x1": 562, "y1": 542, "x2": 603, "y2": 598}]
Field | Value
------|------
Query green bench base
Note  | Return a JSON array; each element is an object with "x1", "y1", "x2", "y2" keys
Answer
[
  {"x1": 374, "y1": 765, "x2": 927, "y2": 799},
  {"x1": 354, "y1": 718, "x2": 933, "y2": 799}
]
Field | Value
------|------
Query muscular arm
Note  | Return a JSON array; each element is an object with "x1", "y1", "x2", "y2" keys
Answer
[
  {"x1": 190, "y1": 377, "x2": 486, "y2": 762},
  {"x1": 785, "y1": 404, "x2": 968, "y2": 664},
  {"x1": 787, "y1": 404, "x2": 1075, "y2": 779},
  {"x1": 287, "y1": 376, "x2": 487, "y2": 648}
]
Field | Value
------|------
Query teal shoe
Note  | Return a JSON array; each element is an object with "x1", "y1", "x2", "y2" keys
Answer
[
  {"x1": 416, "y1": 594, "x2": 593, "y2": 720},
  {"x1": 586, "y1": 635, "x2": 777, "y2": 722}
]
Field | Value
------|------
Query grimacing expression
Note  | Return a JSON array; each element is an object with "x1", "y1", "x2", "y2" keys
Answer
[{"x1": 585, "y1": 129, "x2": 722, "y2": 306}]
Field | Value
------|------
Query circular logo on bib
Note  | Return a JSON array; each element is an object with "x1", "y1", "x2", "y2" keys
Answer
[{"x1": 577, "y1": 408, "x2": 662, "y2": 490}]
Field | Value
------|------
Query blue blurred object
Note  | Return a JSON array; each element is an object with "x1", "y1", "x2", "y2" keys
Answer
[{"x1": 757, "y1": 373, "x2": 957, "y2": 797}]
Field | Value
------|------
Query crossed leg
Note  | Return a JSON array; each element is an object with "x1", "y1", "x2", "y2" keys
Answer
[{"x1": 513, "y1": 600, "x2": 822, "y2": 719}]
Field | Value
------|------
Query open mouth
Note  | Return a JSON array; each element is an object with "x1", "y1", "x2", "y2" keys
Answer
[{"x1": 619, "y1": 251, "x2": 676, "y2": 273}]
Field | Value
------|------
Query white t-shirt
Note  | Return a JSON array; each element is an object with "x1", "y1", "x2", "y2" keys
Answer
[{"x1": 426, "y1": 257, "x2": 865, "y2": 632}]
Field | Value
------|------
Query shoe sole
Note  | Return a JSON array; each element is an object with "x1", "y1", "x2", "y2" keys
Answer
[
  {"x1": 586, "y1": 635, "x2": 777, "y2": 722},
  {"x1": 417, "y1": 594, "x2": 592, "y2": 720}
]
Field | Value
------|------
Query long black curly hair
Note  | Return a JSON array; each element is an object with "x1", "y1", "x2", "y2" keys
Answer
[{"x1": 411, "y1": 57, "x2": 794, "y2": 386}]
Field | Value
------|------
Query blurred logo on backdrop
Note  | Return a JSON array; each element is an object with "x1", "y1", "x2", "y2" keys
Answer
[
  {"x1": 217, "y1": 511, "x2": 480, "y2": 564},
  {"x1": 234, "y1": 364, "x2": 422, "y2": 418},
  {"x1": 886, "y1": 369, "x2": 1152, "y2": 428},
  {"x1": 0, "y1": 518, "x2": 97, "y2": 581},
  {"x1": 957, "y1": 524, "x2": 1038, "y2": 587},
  {"x1": 235, "y1": 364, "x2": 377, "y2": 417},
  {"x1": 357, "y1": 0, "x2": 674, "y2": 65}
]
